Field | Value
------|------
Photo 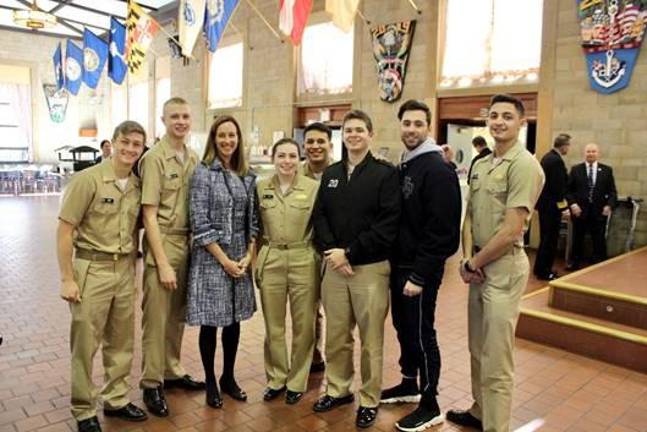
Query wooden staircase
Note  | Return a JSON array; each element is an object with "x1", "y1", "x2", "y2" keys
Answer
[{"x1": 517, "y1": 246, "x2": 647, "y2": 373}]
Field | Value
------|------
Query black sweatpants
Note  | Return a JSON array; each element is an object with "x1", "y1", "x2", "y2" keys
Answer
[{"x1": 390, "y1": 267, "x2": 441, "y2": 407}]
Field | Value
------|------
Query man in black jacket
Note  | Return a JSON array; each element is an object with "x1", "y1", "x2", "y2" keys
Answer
[
  {"x1": 312, "y1": 110, "x2": 401, "y2": 429},
  {"x1": 533, "y1": 133, "x2": 571, "y2": 280},
  {"x1": 467, "y1": 136, "x2": 491, "y2": 184},
  {"x1": 567, "y1": 143, "x2": 617, "y2": 268},
  {"x1": 380, "y1": 100, "x2": 461, "y2": 432}
]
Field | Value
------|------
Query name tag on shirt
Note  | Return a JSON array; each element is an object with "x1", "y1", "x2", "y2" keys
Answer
[
  {"x1": 263, "y1": 194, "x2": 274, "y2": 199},
  {"x1": 169, "y1": 173, "x2": 179, "y2": 179},
  {"x1": 102, "y1": 197, "x2": 115, "y2": 204}
]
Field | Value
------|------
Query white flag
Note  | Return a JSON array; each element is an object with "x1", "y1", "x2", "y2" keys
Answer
[{"x1": 179, "y1": 0, "x2": 206, "y2": 56}]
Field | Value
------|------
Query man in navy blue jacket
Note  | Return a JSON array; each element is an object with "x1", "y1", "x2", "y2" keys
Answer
[{"x1": 381, "y1": 100, "x2": 461, "y2": 432}]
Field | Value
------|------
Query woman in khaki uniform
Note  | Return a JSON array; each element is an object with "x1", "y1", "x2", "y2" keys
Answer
[{"x1": 256, "y1": 138, "x2": 320, "y2": 405}]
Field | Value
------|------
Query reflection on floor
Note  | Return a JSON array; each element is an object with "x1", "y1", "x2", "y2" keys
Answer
[{"x1": 0, "y1": 196, "x2": 646, "y2": 432}]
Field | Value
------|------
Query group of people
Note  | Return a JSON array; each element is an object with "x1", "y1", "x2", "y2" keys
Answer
[
  {"x1": 533, "y1": 134, "x2": 618, "y2": 280},
  {"x1": 58, "y1": 93, "x2": 546, "y2": 432}
]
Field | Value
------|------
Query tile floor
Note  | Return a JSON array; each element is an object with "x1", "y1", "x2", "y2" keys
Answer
[{"x1": 0, "y1": 196, "x2": 646, "y2": 432}]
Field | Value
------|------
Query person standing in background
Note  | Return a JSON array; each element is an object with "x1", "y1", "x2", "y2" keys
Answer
[
  {"x1": 467, "y1": 136, "x2": 491, "y2": 184},
  {"x1": 95, "y1": 139, "x2": 112, "y2": 164}
]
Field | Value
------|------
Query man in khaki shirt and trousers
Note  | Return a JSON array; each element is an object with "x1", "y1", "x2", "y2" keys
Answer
[
  {"x1": 447, "y1": 94, "x2": 544, "y2": 432},
  {"x1": 57, "y1": 121, "x2": 148, "y2": 432},
  {"x1": 139, "y1": 97, "x2": 204, "y2": 417},
  {"x1": 301, "y1": 122, "x2": 334, "y2": 372}
]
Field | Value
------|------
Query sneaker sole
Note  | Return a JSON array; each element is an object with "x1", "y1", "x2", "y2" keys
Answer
[
  {"x1": 380, "y1": 394, "x2": 422, "y2": 404},
  {"x1": 395, "y1": 413, "x2": 444, "y2": 432}
]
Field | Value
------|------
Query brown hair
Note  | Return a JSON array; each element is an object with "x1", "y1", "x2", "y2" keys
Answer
[
  {"x1": 111, "y1": 120, "x2": 146, "y2": 144},
  {"x1": 342, "y1": 109, "x2": 373, "y2": 133},
  {"x1": 203, "y1": 115, "x2": 248, "y2": 176},
  {"x1": 271, "y1": 138, "x2": 301, "y2": 159},
  {"x1": 162, "y1": 97, "x2": 189, "y2": 115}
]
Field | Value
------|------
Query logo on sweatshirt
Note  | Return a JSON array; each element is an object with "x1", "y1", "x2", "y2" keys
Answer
[
  {"x1": 402, "y1": 176, "x2": 414, "y2": 199},
  {"x1": 327, "y1": 179, "x2": 339, "y2": 188}
]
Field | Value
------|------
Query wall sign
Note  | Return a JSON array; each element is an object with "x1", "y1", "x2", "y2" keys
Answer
[
  {"x1": 370, "y1": 20, "x2": 416, "y2": 103},
  {"x1": 43, "y1": 84, "x2": 69, "y2": 123}
]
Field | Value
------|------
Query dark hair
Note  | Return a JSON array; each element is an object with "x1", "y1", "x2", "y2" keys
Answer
[
  {"x1": 342, "y1": 109, "x2": 373, "y2": 133},
  {"x1": 397, "y1": 99, "x2": 431, "y2": 125},
  {"x1": 554, "y1": 133, "x2": 571, "y2": 148},
  {"x1": 111, "y1": 121, "x2": 146, "y2": 144},
  {"x1": 489, "y1": 94, "x2": 525, "y2": 117},
  {"x1": 304, "y1": 122, "x2": 332, "y2": 140},
  {"x1": 99, "y1": 139, "x2": 111, "y2": 149},
  {"x1": 204, "y1": 115, "x2": 248, "y2": 176},
  {"x1": 271, "y1": 138, "x2": 301, "y2": 159},
  {"x1": 472, "y1": 136, "x2": 487, "y2": 148}
]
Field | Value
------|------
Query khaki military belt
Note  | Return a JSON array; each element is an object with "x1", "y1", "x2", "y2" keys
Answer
[
  {"x1": 75, "y1": 248, "x2": 133, "y2": 262},
  {"x1": 159, "y1": 226, "x2": 190, "y2": 236},
  {"x1": 262, "y1": 240, "x2": 310, "y2": 250}
]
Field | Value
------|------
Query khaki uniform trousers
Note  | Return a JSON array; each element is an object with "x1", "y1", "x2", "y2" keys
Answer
[
  {"x1": 322, "y1": 260, "x2": 390, "y2": 408},
  {"x1": 257, "y1": 244, "x2": 319, "y2": 392},
  {"x1": 69, "y1": 256, "x2": 136, "y2": 421},
  {"x1": 140, "y1": 234, "x2": 189, "y2": 388},
  {"x1": 468, "y1": 247, "x2": 529, "y2": 432}
]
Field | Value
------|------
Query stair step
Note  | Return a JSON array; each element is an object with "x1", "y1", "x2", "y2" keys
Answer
[{"x1": 517, "y1": 288, "x2": 647, "y2": 373}]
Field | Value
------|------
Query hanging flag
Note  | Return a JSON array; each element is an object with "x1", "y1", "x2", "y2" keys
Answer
[
  {"x1": 126, "y1": 0, "x2": 160, "y2": 74},
  {"x1": 325, "y1": 0, "x2": 359, "y2": 33},
  {"x1": 279, "y1": 0, "x2": 313, "y2": 45},
  {"x1": 82, "y1": 29, "x2": 109, "y2": 89},
  {"x1": 53, "y1": 42, "x2": 65, "y2": 90},
  {"x1": 178, "y1": 0, "x2": 206, "y2": 56},
  {"x1": 109, "y1": 17, "x2": 128, "y2": 84},
  {"x1": 65, "y1": 40, "x2": 83, "y2": 95},
  {"x1": 204, "y1": 0, "x2": 239, "y2": 52}
]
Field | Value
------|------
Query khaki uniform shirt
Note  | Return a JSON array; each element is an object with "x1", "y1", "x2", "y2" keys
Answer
[
  {"x1": 59, "y1": 160, "x2": 141, "y2": 254},
  {"x1": 301, "y1": 160, "x2": 328, "y2": 182},
  {"x1": 468, "y1": 141, "x2": 544, "y2": 249},
  {"x1": 139, "y1": 135, "x2": 199, "y2": 231},
  {"x1": 257, "y1": 175, "x2": 319, "y2": 245}
]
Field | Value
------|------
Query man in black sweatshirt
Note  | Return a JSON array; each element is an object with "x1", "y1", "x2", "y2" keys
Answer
[
  {"x1": 312, "y1": 110, "x2": 401, "y2": 428},
  {"x1": 381, "y1": 100, "x2": 461, "y2": 432}
]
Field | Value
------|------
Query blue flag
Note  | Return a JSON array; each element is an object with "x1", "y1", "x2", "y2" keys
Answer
[
  {"x1": 82, "y1": 29, "x2": 109, "y2": 89},
  {"x1": 108, "y1": 17, "x2": 127, "y2": 84},
  {"x1": 53, "y1": 42, "x2": 64, "y2": 90},
  {"x1": 65, "y1": 40, "x2": 83, "y2": 95},
  {"x1": 204, "y1": 0, "x2": 239, "y2": 52}
]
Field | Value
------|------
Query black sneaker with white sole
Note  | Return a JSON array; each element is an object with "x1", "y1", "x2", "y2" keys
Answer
[
  {"x1": 380, "y1": 380, "x2": 421, "y2": 404},
  {"x1": 395, "y1": 405, "x2": 444, "y2": 432}
]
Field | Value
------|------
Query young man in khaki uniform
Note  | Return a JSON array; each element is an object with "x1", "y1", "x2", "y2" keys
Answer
[
  {"x1": 139, "y1": 97, "x2": 203, "y2": 417},
  {"x1": 301, "y1": 122, "x2": 334, "y2": 372},
  {"x1": 256, "y1": 138, "x2": 320, "y2": 404},
  {"x1": 447, "y1": 94, "x2": 544, "y2": 432},
  {"x1": 312, "y1": 110, "x2": 401, "y2": 428},
  {"x1": 57, "y1": 121, "x2": 148, "y2": 432}
]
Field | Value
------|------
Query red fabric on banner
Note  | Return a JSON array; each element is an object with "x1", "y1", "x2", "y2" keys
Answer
[{"x1": 279, "y1": 0, "x2": 313, "y2": 45}]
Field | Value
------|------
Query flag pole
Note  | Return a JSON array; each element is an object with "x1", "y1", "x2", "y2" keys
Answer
[
  {"x1": 243, "y1": 0, "x2": 283, "y2": 42},
  {"x1": 406, "y1": 0, "x2": 422, "y2": 14},
  {"x1": 357, "y1": 10, "x2": 371, "y2": 25}
]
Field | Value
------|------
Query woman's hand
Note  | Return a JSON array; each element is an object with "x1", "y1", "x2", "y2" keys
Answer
[
  {"x1": 238, "y1": 253, "x2": 252, "y2": 273},
  {"x1": 221, "y1": 257, "x2": 244, "y2": 278}
]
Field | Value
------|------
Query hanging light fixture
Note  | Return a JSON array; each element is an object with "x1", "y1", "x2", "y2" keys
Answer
[{"x1": 13, "y1": 1, "x2": 57, "y2": 29}]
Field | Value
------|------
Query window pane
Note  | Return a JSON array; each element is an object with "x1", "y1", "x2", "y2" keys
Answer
[
  {"x1": 299, "y1": 22, "x2": 353, "y2": 95},
  {"x1": 128, "y1": 81, "x2": 149, "y2": 134},
  {"x1": 155, "y1": 78, "x2": 171, "y2": 139},
  {"x1": 208, "y1": 42, "x2": 243, "y2": 109}
]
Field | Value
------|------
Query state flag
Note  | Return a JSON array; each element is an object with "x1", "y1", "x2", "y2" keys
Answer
[
  {"x1": 109, "y1": 17, "x2": 128, "y2": 84},
  {"x1": 65, "y1": 40, "x2": 83, "y2": 95},
  {"x1": 82, "y1": 29, "x2": 109, "y2": 89},
  {"x1": 279, "y1": 0, "x2": 313, "y2": 45}
]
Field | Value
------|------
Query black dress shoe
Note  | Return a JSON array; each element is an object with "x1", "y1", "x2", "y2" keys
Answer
[
  {"x1": 219, "y1": 376, "x2": 247, "y2": 401},
  {"x1": 285, "y1": 390, "x2": 303, "y2": 405},
  {"x1": 104, "y1": 403, "x2": 148, "y2": 422},
  {"x1": 263, "y1": 386, "x2": 286, "y2": 401},
  {"x1": 206, "y1": 384, "x2": 223, "y2": 409},
  {"x1": 164, "y1": 374, "x2": 206, "y2": 390},
  {"x1": 143, "y1": 387, "x2": 169, "y2": 417},
  {"x1": 536, "y1": 272, "x2": 559, "y2": 281},
  {"x1": 356, "y1": 406, "x2": 378, "y2": 428},
  {"x1": 312, "y1": 394, "x2": 355, "y2": 412},
  {"x1": 310, "y1": 361, "x2": 325, "y2": 373},
  {"x1": 77, "y1": 416, "x2": 101, "y2": 432},
  {"x1": 446, "y1": 409, "x2": 483, "y2": 430}
]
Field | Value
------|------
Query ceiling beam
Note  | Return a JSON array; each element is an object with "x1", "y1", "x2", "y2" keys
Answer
[
  {"x1": 14, "y1": 0, "x2": 84, "y2": 35},
  {"x1": 48, "y1": 0, "x2": 72, "y2": 14},
  {"x1": 114, "y1": 0, "x2": 159, "y2": 11},
  {"x1": 0, "y1": 23, "x2": 82, "y2": 41},
  {"x1": 43, "y1": 0, "x2": 127, "y2": 20}
]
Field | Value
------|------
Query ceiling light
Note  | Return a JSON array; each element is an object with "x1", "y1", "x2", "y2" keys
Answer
[{"x1": 13, "y1": 1, "x2": 57, "y2": 29}]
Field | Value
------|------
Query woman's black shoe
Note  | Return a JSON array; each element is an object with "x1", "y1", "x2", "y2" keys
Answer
[{"x1": 219, "y1": 376, "x2": 247, "y2": 401}]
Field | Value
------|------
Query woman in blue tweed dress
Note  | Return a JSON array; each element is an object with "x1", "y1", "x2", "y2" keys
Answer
[{"x1": 187, "y1": 115, "x2": 258, "y2": 409}]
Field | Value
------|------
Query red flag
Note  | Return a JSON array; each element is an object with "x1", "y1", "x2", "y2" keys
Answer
[{"x1": 279, "y1": 0, "x2": 313, "y2": 45}]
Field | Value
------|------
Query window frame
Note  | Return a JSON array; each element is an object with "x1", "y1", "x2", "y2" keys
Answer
[{"x1": 206, "y1": 34, "x2": 246, "y2": 112}]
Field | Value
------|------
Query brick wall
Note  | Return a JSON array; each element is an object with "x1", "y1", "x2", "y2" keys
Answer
[{"x1": 551, "y1": 0, "x2": 647, "y2": 246}]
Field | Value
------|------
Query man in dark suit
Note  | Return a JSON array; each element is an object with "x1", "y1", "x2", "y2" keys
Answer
[
  {"x1": 567, "y1": 143, "x2": 617, "y2": 268},
  {"x1": 467, "y1": 136, "x2": 491, "y2": 184},
  {"x1": 534, "y1": 134, "x2": 571, "y2": 280}
]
